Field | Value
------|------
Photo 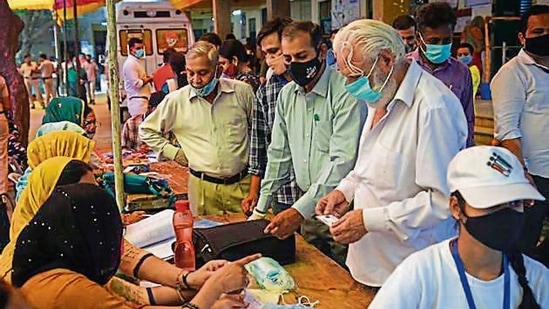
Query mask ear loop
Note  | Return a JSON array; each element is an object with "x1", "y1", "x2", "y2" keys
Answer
[
  {"x1": 341, "y1": 42, "x2": 364, "y2": 77},
  {"x1": 297, "y1": 295, "x2": 320, "y2": 307},
  {"x1": 278, "y1": 290, "x2": 291, "y2": 305},
  {"x1": 374, "y1": 61, "x2": 394, "y2": 94}
]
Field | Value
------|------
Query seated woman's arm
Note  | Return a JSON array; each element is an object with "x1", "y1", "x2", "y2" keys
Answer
[
  {"x1": 107, "y1": 276, "x2": 195, "y2": 306},
  {"x1": 120, "y1": 240, "x2": 224, "y2": 290},
  {"x1": 21, "y1": 269, "x2": 147, "y2": 309}
]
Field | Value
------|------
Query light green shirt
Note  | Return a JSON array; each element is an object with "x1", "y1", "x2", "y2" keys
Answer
[
  {"x1": 256, "y1": 67, "x2": 366, "y2": 218},
  {"x1": 139, "y1": 78, "x2": 254, "y2": 178}
]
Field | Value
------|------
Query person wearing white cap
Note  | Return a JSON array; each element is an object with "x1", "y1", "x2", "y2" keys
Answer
[{"x1": 369, "y1": 146, "x2": 549, "y2": 309}]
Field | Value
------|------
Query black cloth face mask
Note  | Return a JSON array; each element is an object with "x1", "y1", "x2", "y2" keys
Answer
[
  {"x1": 525, "y1": 34, "x2": 549, "y2": 57},
  {"x1": 460, "y1": 207, "x2": 524, "y2": 252},
  {"x1": 289, "y1": 56, "x2": 322, "y2": 87}
]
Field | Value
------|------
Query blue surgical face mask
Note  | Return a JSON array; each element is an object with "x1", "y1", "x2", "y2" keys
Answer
[
  {"x1": 344, "y1": 56, "x2": 393, "y2": 106},
  {"x1": 193, "y1": 77, "x2": 218, "y2": 97},
  {"x1": 458, "y1": 55, "x2": 472, "y2": 65},
  {"x1": 419, "y1": 33, "x2": 452, "y2": 64},
  {"x1": 134, "y1": 49, "x2": 145, "y2": 59}
]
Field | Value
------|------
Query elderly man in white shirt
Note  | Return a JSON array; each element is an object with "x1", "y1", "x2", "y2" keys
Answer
[
  {"x1": 315, "y1": 19, "x2": 468, "y2": 287},
  {"x1": 123, "y1": 37, "x2": 153, "y2": 117}
]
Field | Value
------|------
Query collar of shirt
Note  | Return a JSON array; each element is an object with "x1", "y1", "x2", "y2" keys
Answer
[
  {"x1": 292, "y1": 65, "x2": 331, "y2": 98},
  {"x1": 188, "y1": 77, "x2": 236, "y2": 101},
  {"x1": 517, "y1": 49, "x2": 549, "y2": 72},
  {"x1": 382, "y1": 60, "x2": 423, "y2": 115},
  {"x1": 127, "y1": 55, "x2": 143, "y2": 67},
  {"x1": 389, "y1": 60, "x2": 423, "y2": 110}
]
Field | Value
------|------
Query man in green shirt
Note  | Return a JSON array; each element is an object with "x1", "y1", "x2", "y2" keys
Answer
[{"x1": 249, "y1": 21, "x2": 366, "y2": 263}]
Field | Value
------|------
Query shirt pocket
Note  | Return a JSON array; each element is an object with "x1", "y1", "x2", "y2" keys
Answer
[
  {"x1": 448, "y1": 83, "x2": 463, "y2": 102},
  {"x1": 225, "y1": 116, "x2": 247, "y2": 144},
  {"x1": 364, "y1": 142, "x2": 403, "y2": 192},
  {"x1": 314, "y1": 121, "x2": 332, "y2": 153}
]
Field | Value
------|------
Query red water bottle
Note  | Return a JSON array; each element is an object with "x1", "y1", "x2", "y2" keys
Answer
[{"x1": 173, "y1": 200, "x2": 195, "y2": 270}]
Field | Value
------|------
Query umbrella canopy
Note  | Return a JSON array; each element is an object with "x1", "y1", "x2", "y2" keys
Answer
[
  {"x1": 168, "y1": 0, "x2": 202, "y2": 10},
  {"x1": 8, "y1": 0, "x2": 112, "y2": 21}
]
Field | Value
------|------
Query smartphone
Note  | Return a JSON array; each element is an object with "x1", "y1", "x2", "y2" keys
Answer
[{"x1": 316, "y1": 214, "x2": 339, "y2": 227}]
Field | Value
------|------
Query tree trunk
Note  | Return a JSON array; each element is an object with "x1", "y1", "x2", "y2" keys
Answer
[{"x1": 0, "y1": 0, "x2": 29, "y2": 147}]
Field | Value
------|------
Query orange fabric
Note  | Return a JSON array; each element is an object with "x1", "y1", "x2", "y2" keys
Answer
[
  {"x1": 152, "y1": 65, "x2": 175, "y2": 92},
  {"x1": 167, "y1": 0, "x2": 203, "y2": 10},
  {"x1": 7, "y1": 0, "x2": 122, "y2": 23},
  {"x1": 21, "y1": 269, "x2": 146, "y2": 309}
]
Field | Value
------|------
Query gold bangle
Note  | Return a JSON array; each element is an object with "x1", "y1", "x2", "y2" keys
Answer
[{"x1": 174, "y1": 286, "x2": 187, "y2": 303}]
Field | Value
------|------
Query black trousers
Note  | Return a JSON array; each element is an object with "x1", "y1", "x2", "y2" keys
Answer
[{"x1": 519, "y1": 174, "x2": 549, "y2": 265}]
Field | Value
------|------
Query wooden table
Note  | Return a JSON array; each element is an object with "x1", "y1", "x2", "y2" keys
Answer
[
  {"x1": 125, "y1": 161, "x2": 189, "y2": 211},
  {"x1": 208, "y1": 214, "x2": 376, "y2": 308}
]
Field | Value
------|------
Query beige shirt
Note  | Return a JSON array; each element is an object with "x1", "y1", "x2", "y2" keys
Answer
[
  {"x1": 20, "y1": 62, "x2": 40, "y2": 78},
  {"x1": 139, "y1": 78, "x2": 254, "y2": 178},
  {"x1": 39, "y1": 60, "x2": 55, "y2": 78}
]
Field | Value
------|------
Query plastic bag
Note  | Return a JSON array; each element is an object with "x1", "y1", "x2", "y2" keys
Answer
[{"x1": 245, "y1": 257, "x2": 296, "y2": 292}]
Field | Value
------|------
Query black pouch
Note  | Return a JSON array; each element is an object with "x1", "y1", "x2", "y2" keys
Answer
[{"x1": 193, "y1": 219, "x2": 296, "y2": 267}]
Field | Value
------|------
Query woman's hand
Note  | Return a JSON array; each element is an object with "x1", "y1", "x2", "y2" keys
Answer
[
  {"x1": 186, "y1": 260, "x2": 228, "y2": 289},
  {"x1": 211, "y1": 292, "x2": 248, "y2": 309},
  {"x1": 209, "y1": 254, "x2": 261, "y2": 294}
]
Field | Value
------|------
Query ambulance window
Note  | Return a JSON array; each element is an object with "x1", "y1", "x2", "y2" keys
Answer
[
  {"x1": 119, "y1": 30, "x2": 153, "y2": 56},
  {"x1": 156, "y1": 29, "x2": 189, "y2": 54}
]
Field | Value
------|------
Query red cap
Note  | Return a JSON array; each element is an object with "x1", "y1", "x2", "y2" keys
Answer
[{"x1": 175, "y1": 200, "x2": 190, "y2": 212}]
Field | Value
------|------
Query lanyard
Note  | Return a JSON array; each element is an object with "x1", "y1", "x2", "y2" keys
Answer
[{"x1": 450, "y1": 239, "x2": 510, "y2": 309}]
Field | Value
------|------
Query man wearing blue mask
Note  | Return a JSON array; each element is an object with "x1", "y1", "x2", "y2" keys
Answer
[
  {"x1": 316, "y1": 19, "x2": 467, "y2": 288},
  {"x1": 249, "y1": 21, "x2": 365, "y2": 266},
  {"x1": 123, "y1": 38, "x2": 153, "y2": 118},
  {"x1": 409, "y1": 2, "x2": 475, "y2": 147},
  {"x1": 457, "y1": 43, "x2": 480, "y2": 98},
  {"x1": 140, "y1": 41, "x2": 255, "y2": 215}
]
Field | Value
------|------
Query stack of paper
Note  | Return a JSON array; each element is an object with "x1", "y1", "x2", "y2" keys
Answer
[
  {"x1": 124, "y1": 209, "x2": 223, "y2": 260},
  {"x1": 125, "y1": 209, "x2": 176, "y2": 259}
]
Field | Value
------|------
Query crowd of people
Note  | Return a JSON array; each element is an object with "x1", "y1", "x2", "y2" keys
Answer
[
  {"x1": 0, "y1": 1, "x2": 547, "y2": 308},
  {"x1": 18, "y1": 53, "x2": 101, "y2": 109}
]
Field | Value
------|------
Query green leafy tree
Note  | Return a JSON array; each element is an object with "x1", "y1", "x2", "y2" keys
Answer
[{"x1": 15, "y1": 10, "x2": 54, "y2": 61}]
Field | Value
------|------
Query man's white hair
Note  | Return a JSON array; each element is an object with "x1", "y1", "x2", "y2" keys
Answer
[
  {"x1": 333, "y1": 19, "x2": 406, "y2": 74},
  {"x1": 186, "y1": 41, "x2": 219, "y2": 68}
]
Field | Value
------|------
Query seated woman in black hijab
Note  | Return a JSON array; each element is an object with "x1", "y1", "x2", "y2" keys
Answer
[{"x1": 11, "y1": 183, "x2": 258, "y2": 309}]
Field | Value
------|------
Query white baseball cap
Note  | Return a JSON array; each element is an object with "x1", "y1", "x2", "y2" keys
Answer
[{"x1": 447, "y1": 146, "x2": 545, "y2": 209}]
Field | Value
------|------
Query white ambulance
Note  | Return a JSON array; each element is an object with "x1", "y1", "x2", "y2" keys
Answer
[
  {"x1": 115, "y1": 1, "x2": 195, "y2": 79},
  {"x1": 106, "y1": 1, "x2": 195, "y2": 120}
]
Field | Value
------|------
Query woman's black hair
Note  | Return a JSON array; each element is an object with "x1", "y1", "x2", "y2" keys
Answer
[
  {"x1": 55, "y1": 160, "x2": 93, "y2": 187},
  {"x1": 451, "y1": 191, "x2": 540, "y2": 309},
  {"x1": 169, "y1": 52, "x2": 188, "y2": 89},
  {"x1": 169, "y1": 52, "x2": 186, "y2": 75},
  {"x1": 219, "y1": 39, "x2": 249, "y2": 63}
]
